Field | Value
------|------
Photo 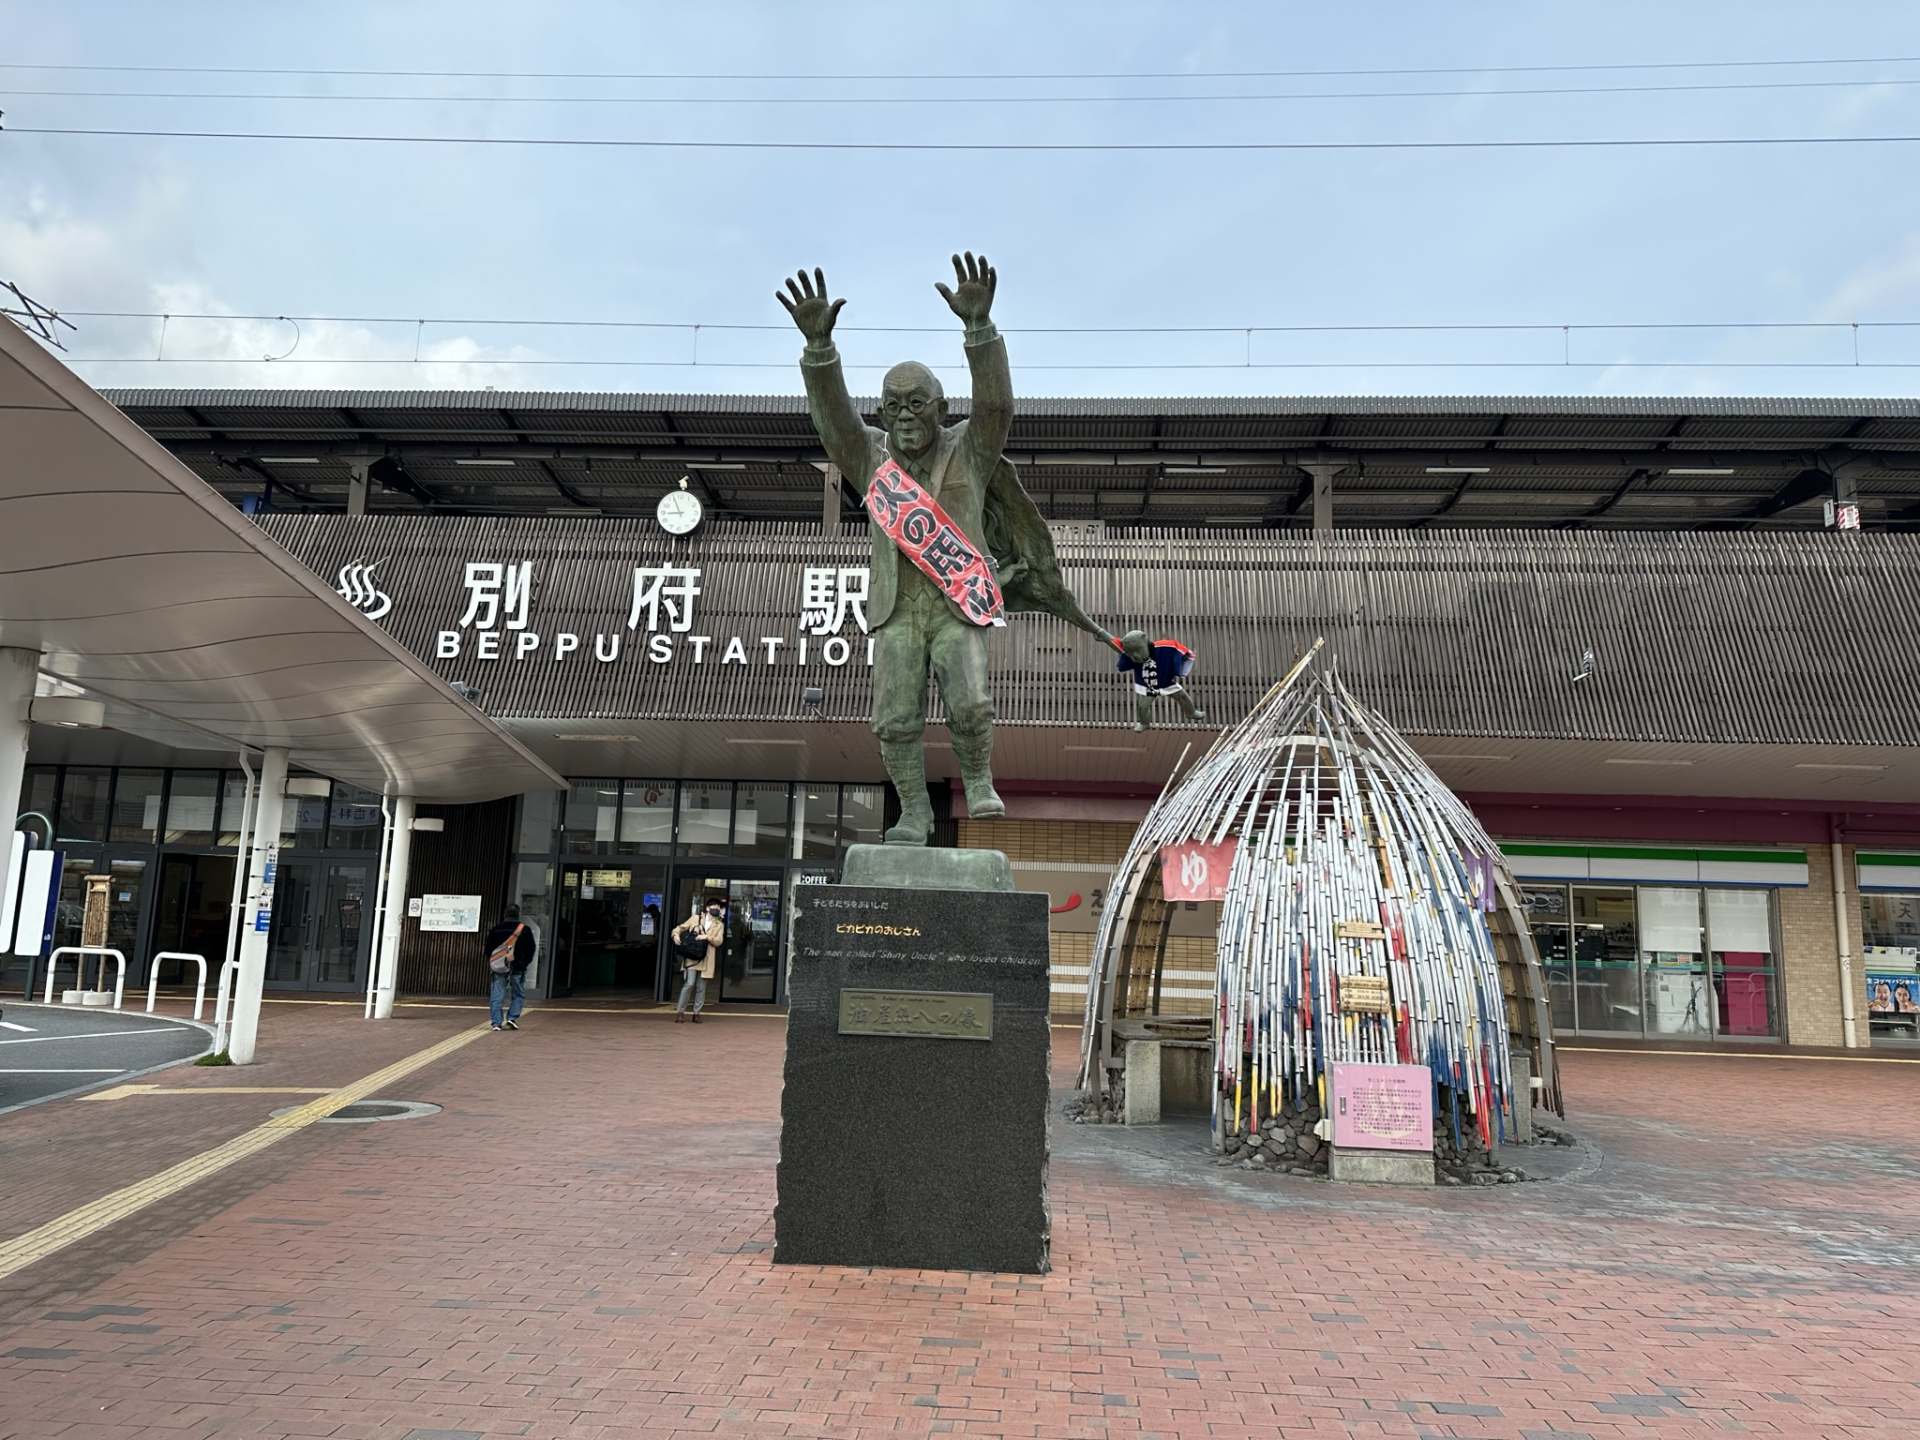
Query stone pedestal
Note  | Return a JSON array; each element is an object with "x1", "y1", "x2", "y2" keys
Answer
[
  {"x1": 1329, "y1": 1147, "x2": 1437, "y2": 1185},
  {"x1": 1122, "y1": 1040, "x2": 1161, "y2": 1125},
  {"x1": 774, "y1": 861, "x2": 1051, "y2": 1274}
]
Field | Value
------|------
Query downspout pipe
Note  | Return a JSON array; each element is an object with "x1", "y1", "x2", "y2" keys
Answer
[{"x1": 1832, "y1": 817, "x2": 1859, "y2": 1049}]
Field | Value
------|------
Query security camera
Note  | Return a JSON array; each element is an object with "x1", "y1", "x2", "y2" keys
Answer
[
  {"x1": 451, "y1": 680, "x2": 483, "y2": 702},
  {"x1": 802, "y1": 686, "x2": 825, "y2": 707}
]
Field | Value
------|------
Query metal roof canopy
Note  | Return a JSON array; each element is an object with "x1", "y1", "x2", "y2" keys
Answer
[
  {"x1": 106, "y1": 385, "x2": 1920, "y2": 528},
  {"x1": 0, "y1": 327, "x2": 565, "y2": 803}
]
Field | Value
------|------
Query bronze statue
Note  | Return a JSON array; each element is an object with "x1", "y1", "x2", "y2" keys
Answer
[{"x1": 779, "y1": 254, "x2": 1111, "y2": 845}]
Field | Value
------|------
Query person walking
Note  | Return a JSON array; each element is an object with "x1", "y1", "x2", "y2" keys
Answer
[
  {"x1": 671, "y1": 898, "x2": 724, "y2": 1024},
  {"x1": 486, "y1": 905, "x2": 536, "y2": 1032}
]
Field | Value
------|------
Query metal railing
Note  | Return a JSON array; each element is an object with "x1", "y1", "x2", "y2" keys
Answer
[
  {"x1": 44, "y1": 946, "x2": 126, "y2": 1009},
  {"x1": 145, "y1": 951, "x2": 209, "y2": 1021}
]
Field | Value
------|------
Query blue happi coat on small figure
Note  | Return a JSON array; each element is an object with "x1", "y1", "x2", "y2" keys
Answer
[{"x1": 1114, "y1": 630, "x2": 1208, "y2": 731}]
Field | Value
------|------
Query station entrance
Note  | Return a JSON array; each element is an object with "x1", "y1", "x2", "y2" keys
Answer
[{"x1": 549, "y1": 862, "x2": 785, "y2": 1004}]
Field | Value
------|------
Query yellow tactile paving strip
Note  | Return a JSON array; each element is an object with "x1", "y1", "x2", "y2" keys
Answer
[{"x1": 0, "y1": 1023, "x2": 487, "y2": 1283}]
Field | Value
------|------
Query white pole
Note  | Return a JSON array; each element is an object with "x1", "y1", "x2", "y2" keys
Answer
[
  {"x1": 372, "y1": 794, "x2": 415, "y2": 1020},
  {"x1": 365, "y1": 789, "x2": 393, "y2": 1019},
  {"x1": 220, "y1": 752, "x2": 256, "y2": 989},
  {"x1": 227, "y1": 747, "x2": 288, "y2": 1065},
  {"x1": 0, "y1": 649, "x2": 35, "y2": 933}
]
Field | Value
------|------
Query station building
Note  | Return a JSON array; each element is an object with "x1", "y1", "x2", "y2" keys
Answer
[{"x1": 11, "y1": 374, "x2": 1920, "y2": 1052}]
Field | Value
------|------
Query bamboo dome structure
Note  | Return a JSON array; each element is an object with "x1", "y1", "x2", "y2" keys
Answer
[{"x1": 1078, "y1": 643, "x2": 1561, "y2": 1153}]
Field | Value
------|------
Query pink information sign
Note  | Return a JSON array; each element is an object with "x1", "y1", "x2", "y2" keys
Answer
[{"x1": 1330, "y1": 1063, "x2": 1434, "y2": 1152}]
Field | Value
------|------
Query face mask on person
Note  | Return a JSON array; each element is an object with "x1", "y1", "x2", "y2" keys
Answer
[{"x1": 706, "y1": 906, "x2": 723, "y2": 919}]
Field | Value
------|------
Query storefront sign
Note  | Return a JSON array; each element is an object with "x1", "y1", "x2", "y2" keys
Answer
[
  {"x1": 1159, "y1": 839, "x2": 1237, "y2": 902},
  {"x1": 838, "y1": 988, "x2": 993, "y2": 1041},
  {"x1": 1330, "y1": 1063, "x2": 1434, "y2": 1152},
  {"x1": 418, "y1": 894, "x2": 482, "y2": 933}
]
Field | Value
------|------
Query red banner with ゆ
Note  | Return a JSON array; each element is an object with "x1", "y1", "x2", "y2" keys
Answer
[
  {"x1": 1159, "y1": 839, "x2": 1238, "y2": 902},
  {"x1": 865, "y1": 457, "x2": 1006, "y2": 627}
]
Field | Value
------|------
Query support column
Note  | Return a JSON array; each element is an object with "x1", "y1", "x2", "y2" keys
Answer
[
  {"x1": 227, "y1": 746, "x2": 288, "y2": 1065},
  {"x1": 820, "y1": 463, "x2": 843, "y2": 536},
  {"x1": 346, "y1": 458, "x2": 371, "y2": 517},
  {"x1": 372, "y1": 794, "x2": 416, "y2": 1019},
  {"x1": 0, "y1": 650, "x2": 35, "y2": 924},
  {"x1": 1303, "y1": 462, "x2": 1343, "y2": 534}
]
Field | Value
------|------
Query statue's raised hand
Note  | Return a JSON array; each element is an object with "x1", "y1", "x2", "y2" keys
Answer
[
  {"x1": 935, "y1": 251, "x2": 996, "y2": 326},
  {"x1": 776, "y1": 268, "x2": 845, "y2": 345}
]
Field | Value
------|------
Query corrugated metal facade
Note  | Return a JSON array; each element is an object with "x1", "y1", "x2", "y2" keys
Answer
[{"x1": 258, "y1": 516, "x2": 1920, "y2": 747}]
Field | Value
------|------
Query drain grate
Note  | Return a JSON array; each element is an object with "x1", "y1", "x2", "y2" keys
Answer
[{"x1": 271, "y1": 1098, "x2": 442, "y2": 1124}]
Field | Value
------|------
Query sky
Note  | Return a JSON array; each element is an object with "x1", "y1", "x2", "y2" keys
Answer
[{"x1": 6, "y1": 0, "x2": 1920, "y2": 399}]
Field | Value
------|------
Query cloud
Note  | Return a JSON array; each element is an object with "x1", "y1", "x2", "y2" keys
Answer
[
  {"x1": 2, "y1": 187, "x2": 564, "y2": 390},
  {"x1": 1813, "y1": 232, "x2": 1920, "y2": 322}
]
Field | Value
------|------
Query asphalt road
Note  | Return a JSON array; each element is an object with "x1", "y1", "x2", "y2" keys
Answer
[{"x1": 0, "y1": 1002, "x2": 209, "y2": 1114}]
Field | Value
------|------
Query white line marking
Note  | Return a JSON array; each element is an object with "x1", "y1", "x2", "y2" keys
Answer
[
  {"x1": 0, "y1": 1068, "x2": 122, "y2": 1074},
  {"x1": 0, "y1": 1021, "x2": 36, "y2": 1032},
  {"x1": 0, "y1": 1027, "x2": 186, "y2": 1046}
]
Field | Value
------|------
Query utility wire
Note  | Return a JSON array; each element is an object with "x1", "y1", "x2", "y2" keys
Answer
[
  {"x1": 55, "y1": 356, "x2": 1920, "y2": 372},
  {"x1": 8, "y1": 76, "x2": 1920, "y2": 105},
  {"x1": 12, "y1": 125, "x2": 1920, "y2": 152},
  {"x1": 4, "y1": 54, "x2": 1918, "y2": 81},
  {"x1": 58, "y1": 309, "x2": 1920, "y2": 336}
]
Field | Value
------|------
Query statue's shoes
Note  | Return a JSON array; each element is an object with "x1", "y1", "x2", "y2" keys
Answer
[{"x1": 883, "y1": 815, "x2": 933, "y2": 845}]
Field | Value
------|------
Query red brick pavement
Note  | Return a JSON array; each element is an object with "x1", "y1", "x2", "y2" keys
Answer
[{"x1": 1, "y1": 1006, "x2": 1918, "y2": 1440}]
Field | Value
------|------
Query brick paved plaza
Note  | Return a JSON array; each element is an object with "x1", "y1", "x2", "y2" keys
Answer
[{"x1": 2, "y1": 1004, "x2": 1918, "y2": 1439}]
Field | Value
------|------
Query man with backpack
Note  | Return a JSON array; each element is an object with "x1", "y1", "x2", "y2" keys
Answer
[
  {"x1": 671, "y1": 898, "x2": 725, "y2": 1024},
  {"x1": 486, "y1": 905, "x2": 537, "y2": 1032}
]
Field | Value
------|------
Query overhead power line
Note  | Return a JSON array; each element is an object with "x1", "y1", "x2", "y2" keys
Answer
[
  {"x1": 59, "y1": 308, "x2": 1920, "y2": 337},
  {"x1": 11, "y1": 125, "x2": 1920, "y2": 153},
  {"x1": 8, "y1": 75, "x2": 1920, "y2": 105},
  {"x1": 53, "y1": 357, "x2": 1920, "y2": 373},
  {"x1": 4, "y1": 53, "x2": 1918, "y2": 82}
]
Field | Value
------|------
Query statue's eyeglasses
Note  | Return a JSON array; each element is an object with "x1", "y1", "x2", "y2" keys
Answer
[{"x1": 881, "y1": 394, "x2": 933, "y2": 418}]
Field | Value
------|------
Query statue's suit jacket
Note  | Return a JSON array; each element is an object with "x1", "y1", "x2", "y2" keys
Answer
[{"x1": 799, "y1": 329, "x2": 1012, "y2": 631}]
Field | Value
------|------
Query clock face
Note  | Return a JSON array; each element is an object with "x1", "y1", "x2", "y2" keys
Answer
[{"x1": 656, "y1": 489, "x2": 703, "y2": 535}]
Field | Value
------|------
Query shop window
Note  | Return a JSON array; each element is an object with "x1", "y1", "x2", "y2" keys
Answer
[
  {"x1": 677, "y1": 782, "x2": 733, "y2": 857},
  {"x1": 279, "y1": 782, "x2": 330, "y2": 851},
  {"x1": 1571, "y1": 887, "x2": 1640, "y2": 1034},
  {"x1": 109, "y1": 769, "x2": 164, "y2": 845},
  {"x1": 57, "y1": 767, "x2": 110, "y2": 845},
  {"x1": 841, "y1": 785, "x2": 886, "y2": 849},
  {"x1": 516, "y1": 788, "x2": 561, "y2": 856},
  {"x1": 1523, "y1": 885, "x2": 1574, "y2": 1033},
  {"x1": 794, "y1": 785, "x2": 838, "y2": 859},
  {"x1": 618, "y1": 780, "x2": 675, "y2": 855},
  {"x1": 19, "y1": 765, "x2": 57, "y2": 833},
  {"x1": 218, "y1": 772, "x2": 254, "y2": 849},
  {"x1": 1706, "y1": 889, "x2": 1778, "y2": 1038},
  {"x1": 1639, "y1": 887, "x2": 1709, "y2": 1037},
  {"x1": 512, "y1": 861, "x2": 556, "y2": 988},
  {"x1": 164, "y1": 770, "x2": 220, "y2": 846},
  {"x1": 1861, "y1": 894, "x2": 1920, "y2": 1041},
  {"x1": 564, "y1": 779, "x2": 621, "y2": 857},
  {"x1": 733, "y1": 783, "x2": 790, "y2": 860},
  {"x1": 327, "y1": 785, "x2": 384, "y2": 850}
]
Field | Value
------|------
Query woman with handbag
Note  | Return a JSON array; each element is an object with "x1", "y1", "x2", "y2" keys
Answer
[{"x1": 671, "y1": 899, "x2": 724, "y2": 1023}]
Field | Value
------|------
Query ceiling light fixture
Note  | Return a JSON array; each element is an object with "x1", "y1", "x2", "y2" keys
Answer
[
  {"x1": 1603, "y1": 758, "x2": 1695, "y2": 767},
  {"x1": 1793, "y1": 761, "x2": 1887, "y2": 773},
  {"x1": 1424, "y1": 465, "x2": 1492, "y2": 475},
  {"x1": 1425, "y1": 752, "x2": 1514, "y2": 763},
  {"x1": 684, "y1": 461, "x2": 747, "y2": 472},
  {"x1": 258, "y1": 455, "x2": 320, "y2": 464},
  {"x1": 454, "y1": 458, "x2": 516, "y2": 467},
  {"x1": 1666, "y1": 467, "x2": 1735, "y2": 476}
]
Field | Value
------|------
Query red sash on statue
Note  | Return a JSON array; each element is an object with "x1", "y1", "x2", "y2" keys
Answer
[{"x1": 865, "y1": 456, "x2": 1006, "y2": 627}]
